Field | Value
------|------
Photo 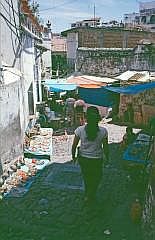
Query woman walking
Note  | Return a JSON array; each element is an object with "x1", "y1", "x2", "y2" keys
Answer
[{"x1": 72, "y1": 106, "x2": 109, "y2": 204}]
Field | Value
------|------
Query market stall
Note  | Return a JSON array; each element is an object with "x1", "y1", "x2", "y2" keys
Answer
[
  {"x1": 123, "y1": 132, "x2": 152, "y2": 166},
  {"x1": 122, "y1": 132, "x2": 153, "y2": 221},
  {"x1": 24, "y1": 128, "x2": 53, "y2": 160},
  {"x1": 2, "y1": 157, "x2": 50, "y2": 198},
  {"x1": 0, "y1": 127, "x2": 53, "y2": 198}
]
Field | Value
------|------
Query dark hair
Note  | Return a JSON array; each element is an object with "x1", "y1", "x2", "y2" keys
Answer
[{"x1": 85, "y1": 106, "x2": 101, "y2": 141}]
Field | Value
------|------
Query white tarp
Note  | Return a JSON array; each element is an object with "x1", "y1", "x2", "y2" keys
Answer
[
  {"x1": 115, "y1": 70, "x2": 150, "y2": 82},
  {"x1": 81, "y1": 75, "x2": 118, "y2": 83}
]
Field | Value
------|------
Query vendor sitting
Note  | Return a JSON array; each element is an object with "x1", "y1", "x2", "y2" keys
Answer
[
  {"x1": 45, "y1": 104, "x2": 55, "y2": 122},
  {"x1": 36, "y1": 109, "x2": 47, "y2": 127},
  {"x1": 122, "y1": 126, "x2": 136, "y2": 149}
]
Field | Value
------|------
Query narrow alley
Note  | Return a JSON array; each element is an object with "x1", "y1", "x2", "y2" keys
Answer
[
  {"x1": 1, "y1": 1, "x2": 155, "y2": 239},
  {"x1": 0, "y1": 124, "x2": 150, "y2": 240}
]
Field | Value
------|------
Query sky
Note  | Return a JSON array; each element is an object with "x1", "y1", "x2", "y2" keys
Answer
[{"x1": 36, "y1": 0, "x2": 151, "y2": 33}]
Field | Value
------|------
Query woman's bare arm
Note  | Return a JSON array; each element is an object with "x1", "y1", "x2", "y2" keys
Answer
[{"x1": 72, "y1": 134, "x2": 80, "y2": 161}]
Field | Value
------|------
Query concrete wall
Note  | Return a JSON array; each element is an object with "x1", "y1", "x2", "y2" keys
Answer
[
  {"x1": 0, "y1": 0, "x2": 23, "y2": 174},
  {"x1": 0, "y1": 0, "x2": 20, "y2": 71},
  {"x1": 0, "y1": 0, "x2": 42, "y2": 174},
  {"x1": 21, "y1": 35, "x2": 35, "y2": 128},
  {"x1": 20, "y1": 33, "x2": 42, "y2": 128},
  {"x1": 42, "y1": 40, "x2": 52, "y2": 68},
  {"x1": 0, "y1": 81, "x2": 23, "y2": 172}
]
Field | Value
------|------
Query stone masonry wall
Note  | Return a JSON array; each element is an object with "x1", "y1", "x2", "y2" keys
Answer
[{"x1": 76, "y1": 49, "x2": 133, "y2": 77}]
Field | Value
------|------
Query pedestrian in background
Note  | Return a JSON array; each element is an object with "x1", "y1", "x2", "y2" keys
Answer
[
  {"x1": 121, "y1": 126, "x2": 136, "y2": 149},
  {"x1": 72, "y1": 106, "x2": 109, "y2": 205},
  {"x1": 65, "y1": 97, "x2": 76, "y2": 127},
  {"x1": 74, "y1": 99, "x2": 86, "y2": 126}
]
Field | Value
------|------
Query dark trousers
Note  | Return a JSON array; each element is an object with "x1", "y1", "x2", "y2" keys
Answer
[{"x1": 78, "y1": 156, "x2": 103, "y2": 200}]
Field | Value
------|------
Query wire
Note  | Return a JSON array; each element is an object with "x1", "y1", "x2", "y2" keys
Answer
[
  {"x1": 10, "y1": 0, "x2": 21, "y2": 44},
  {"x1": 0, "y1": 2, "x2": 15, "y2": 19},
  {"x1": 39, "y1": 0, "x2": 79, "y2": 12},
  {"x1": 8, "y1": 1, "x2": 19, "y2": 62},
  {"x1": 2, "y1": 0, "x2": 19, "y2": 15},
  {"x1": 0, "y1": 12, "x2": 19, "y2": 37}
]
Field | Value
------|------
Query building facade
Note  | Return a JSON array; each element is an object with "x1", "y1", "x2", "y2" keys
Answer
[
  {"x1": 71, "y1": 18, "x2": 101, "y2": 28},
  {"x1": 62, "y1": 27, "x2": 155, "y2": 76},
  {"x1": 0, "y1": 0, "x2": 43, "y2": 175},
  {"x1": 124, "y1": 1, "x2": 155, "y2": 32},
  {"x1": 41, "y1": 21, "x2": 52, "y2": 79},
  {"x1": 51, "y1": 33, "x2": 67, "y2": 78},
  {"x1": 139, "y1": 1, "x2": 155, "y2": 32},
  {"x1": 123, "y1": 12, "x2": 140, "y2": 29}
]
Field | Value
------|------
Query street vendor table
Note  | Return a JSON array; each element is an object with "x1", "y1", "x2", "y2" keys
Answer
[{"x1": 24, "y1": 128, "x2": 53, "y2": 160}]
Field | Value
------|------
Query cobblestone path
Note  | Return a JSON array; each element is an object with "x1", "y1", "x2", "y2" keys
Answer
[{"x1": 0, "y1": 124, "x2": 148, "y2": 240}]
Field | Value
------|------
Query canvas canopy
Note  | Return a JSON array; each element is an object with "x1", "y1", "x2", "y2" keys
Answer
[{"x1": 67, "y1": 75, "x2": 117, "y2": 88}]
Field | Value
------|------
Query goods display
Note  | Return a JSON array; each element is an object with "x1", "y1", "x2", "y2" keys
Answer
[
  {"x1": 0, "y1": 128, "x2": 53, "y2": 198},
  {"x1": 1, "y1": 158, "x2": 49, "y2": 198},
  {"x1": 24, "y1": 128, "x2": 53, "y2": 159},
  {"x1": 123, "y1": 133, "x2": 151, "y2": 164}
]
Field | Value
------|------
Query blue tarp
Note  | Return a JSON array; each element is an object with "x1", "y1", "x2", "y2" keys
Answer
[
  {"x1": 78, "y1": 87, "x2": 119, "y2": 107},
  {"x1": 48, "y1": 84, "x2": 77, "y2": 92},
  {"x1": 105, "y1": 82, "x2": 155, "y2": 94},
  {"x1": 123, "y1": 142, "x2": 150, "y2": 164},
  {"x1": 44, "y1": 80, "x2": 77, "y2": 92}
]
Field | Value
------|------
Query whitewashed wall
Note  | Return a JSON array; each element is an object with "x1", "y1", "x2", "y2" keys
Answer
[
  {"x1": 0, "y1": 0, "x2": 20, "y2": 71},
  {"x1": 42, "y1": 40, "x2": 52, "y2": 68},
  {"x1": 0, "y1": 0, "x2": 42, "y2": 174},
  {"x1": 0, "y1": 81, "x2": 23, "y2": 170}
]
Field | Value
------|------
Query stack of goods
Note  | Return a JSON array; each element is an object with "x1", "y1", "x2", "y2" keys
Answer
[{"x1": 0, "y1": 157, "x2": 49, "y2": 198}]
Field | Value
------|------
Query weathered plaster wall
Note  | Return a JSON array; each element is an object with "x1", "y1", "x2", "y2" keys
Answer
[
  {"x1": 0, "y1": 0, "x2": 43, "y2": 177},
  {"x1": 0, "y1": 0, "x2": 20, "y2": 71},
  {"x1": 21, "y1": 35, "x2": 35, "y2": 124},
  {"x1": 0, "y1": 81, "x2": 23, "y2": 172}
]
